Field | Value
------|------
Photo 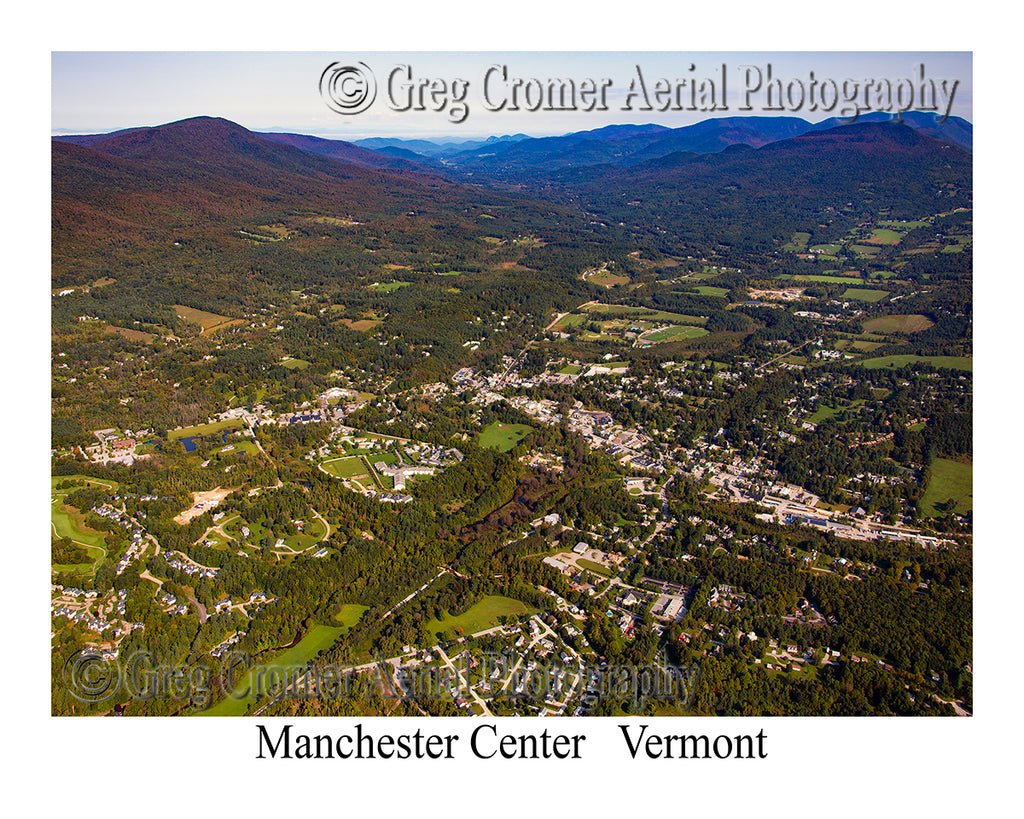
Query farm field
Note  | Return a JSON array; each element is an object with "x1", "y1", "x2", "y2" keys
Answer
[
  {"x1": 862, "y1": 314, "x2": 935, "y2": 334},
  {"x1": 280, "y1": 357, "x2": 311, "y2": 370},
  {"x1": 173, "y1": 304, "x2": 244, "y2": 334},
  {"x1": 850, "y1": 245, "x2": 882, "y2": 258},
  {"x1": 691, "y1": 285, "x2": 729, "y2": 297},
  {"x1": 842, "y1": 288, "x2": 890, "y2": 302},
  {"x1": 919, "y1": 458, "x2": 973, "y2": 517},
  {"x1": 860, "y1": 355, "x2": 973, "y2": 371},
  {"x1": 340, "y1": 318, "x2": 382, "y2": 331},
  {"x1": 422, "y1": 595, "x2": 535, "y2": 639},
  {"x1": 479, "y1": 422, "x2": 533, "y2": 452},
  {"x1": 585, "y1": 268, "x2": 629, "y2": 287},
  {"x1": 862, "y1": 228, "x2": 904, "y2": 244},
  {"x1": 850, "y1": 339, "x2": 885, "y2": 352},
  {"x1": 203, "y1": 624, "x2": 345, "y2": 716}
]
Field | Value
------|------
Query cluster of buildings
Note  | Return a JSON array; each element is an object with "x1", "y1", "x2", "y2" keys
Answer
[{"x1": 164, "y1": 551, "x2": 218, "y2": 579}]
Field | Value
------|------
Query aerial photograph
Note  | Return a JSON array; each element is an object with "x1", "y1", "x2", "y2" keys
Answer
[{"x1": 50, "y1": 51, "x2": 973, "y2": 719}]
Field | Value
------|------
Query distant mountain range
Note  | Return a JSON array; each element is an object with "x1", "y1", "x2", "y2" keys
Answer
[
  {"x1": 543, "y1": 119, "x2": 972, "y2": 251},
  {"x1": 51, "y1": 112, "x2": 971, "y2": 274},
  {"x1": 341, "y1": 111, "x2": 971, "y2": 178},
  {"x1": 54, "y1": 111, "x2": 971, "y2": 182}
]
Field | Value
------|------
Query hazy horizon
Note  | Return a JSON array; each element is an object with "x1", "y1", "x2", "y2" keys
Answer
[{"x1": 52, "y1": 52, "x2": 972, "y2": 141}]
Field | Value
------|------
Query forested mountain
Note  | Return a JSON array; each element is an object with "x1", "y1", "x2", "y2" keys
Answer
[
  {"x1": 335, "y1": 113, "x2": 972, "y2": 178},
  {"x1": 539, "y1": 121, "x2": 972, "y2": 253}
]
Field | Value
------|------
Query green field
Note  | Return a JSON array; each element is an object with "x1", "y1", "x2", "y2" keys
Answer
[
  {"x1": 367, "y1": 281, "x2": 410, "y2": 292},
  {"x1": 320, "y1": 456, "x2": 370, "y2": 479},
  {"x1": 919, "y1": 458, "x2": 973, "y2": 517},
  {"x1": 577, "y1": 558, "x2": 614, "y2": 578},
  {"x1": 640, "y1": 325, "x2": 709, "y2": 343},
  {"x1": 51, "y1": 499, "x2": 108, "y2": 572},
  {"x1": 587, "y1": 268, "x2": 630, "y2": 287},
  {"x1": 850, "y1": 245, "x2": 882, "y2": 258},
  {"x1": 862, "y1": 314, "x2": 934, "y2": 334},
  {"x1": 51, "y1": 476, "x2": 116, "y2": 569},
  {"x1": 807, "y1": 404, "x2": 843, "y2": 424},
  {"x1": 558, "y1": 364, "x2": 583, "y2": 375},
  {"x1": 782, "y1": 232, "x2": 811, "y2": 252},
  {"x1": 202, "y1": 624, "x2": 345, "y2": 716},
  {"x1": 333, "y1": 603, "x2": 370, "y2": 631},
  {"x1": 860, "y1": 355, "x2": 973, "y2": 372},
  {"x1": 422, "y1": 595, "x2": 535, "y2": 639},
  {"x1": 168, "y1": 418, "x2": 245, "y2": 440},
  {"x1": 843, "y1": 288, "x2": 890, "y2": 302},
  {"x1": 283, "y1": 516, "x2": 328, "y2": 551},
  {"x1": 479, "y1": 422, "x2": 533, "y2": 452},
  {"x1": 51, "y1": 475, "x2": 119, "y2": 493},
  {"x1": 582, "y1": 303, "x2": 707, "y2": 325},
  {"x1": 555, "y1": 313, "x2": 589, "y2": 328},
  {"x1": 218, "y1": 440, "x2": 259, "y2": 456},
  {"x1": 691, "y1": 286, "x2": 729, "y2": 297},
  {"x1": 280, "y1": 357, "x2": 311, "y2": 370},
  {"x1": 864, "y1": 228, "x2": 903, "y2": 244},
  {"x1": 788, "y1": 274, "x2": 864, "y2": 284}
]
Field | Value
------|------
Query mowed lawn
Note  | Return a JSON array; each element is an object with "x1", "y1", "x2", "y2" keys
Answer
[
  {"x1": 202, "y1": 624, "x2": 345, "y2": 716},
  {"x1": 320, "y1": 455, "x2": 370, "y2": 479},
  {"x1": 51, "y1": 476, "x2": 117, "y2": 571},
  {"x1": 640, "y1": 325, "x2": 709, "y2": 343},
  {"x1": 919, "y1": 458, "x2": 973, "y2": 517},
  {"x1": 479, "y1": 421, "x2": 533, "y2": 452},
  {"x1": 422, "y1": 595, "x2": 535, "y2": 639}
]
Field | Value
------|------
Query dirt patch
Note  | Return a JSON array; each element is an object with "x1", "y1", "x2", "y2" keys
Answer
[{"x1": 173, "y1": 486, "x2": 234, "y2": 525}]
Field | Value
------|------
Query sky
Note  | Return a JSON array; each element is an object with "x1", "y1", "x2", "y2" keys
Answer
[{"x1": 51, "y1": 51, "x2": 972, "y2": 141}]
